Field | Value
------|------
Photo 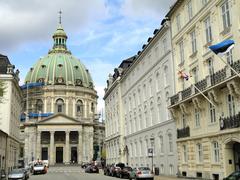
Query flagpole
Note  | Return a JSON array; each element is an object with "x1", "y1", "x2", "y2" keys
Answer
[
  {"x1": 213, "y1": 54, "x2": 240, "y2": 79},
  {"x1": 191, "y1": 83, "x2": 216, "y2": 107}
]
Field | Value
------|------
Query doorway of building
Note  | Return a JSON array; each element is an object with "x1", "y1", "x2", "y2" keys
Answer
[
  {"x1": 71, "y1": 147, "x2": 78, "y2": 164},
  {"x1": 41, "y1": 147, "x2": 48, "y2": 160},
  {"x1": 233, "y1": 142, "x2": 240, "y2": 171},
  {"x1": 56, "y1": 147, "x2": 63, "y2": 163}
]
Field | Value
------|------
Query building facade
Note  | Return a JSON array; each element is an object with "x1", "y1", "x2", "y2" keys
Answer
[
  {"x1": 104, "y1": 57, "x2": 134, "y2": 165},
  {"x1": 0, "y1": 130, "x2": 7, "y2": 171},
  {"x1": 168, "y1": 0, "x2": 240, "y2": 179},
  {"x1": 21, "y1": 21, "x2": 103, "y2": 165},
  {"x1": 0, "y1": 54, "x2": 22, "y2": 172},
  {"x1": 104, "y1": 19, "x2": 178, "y2": 176}
]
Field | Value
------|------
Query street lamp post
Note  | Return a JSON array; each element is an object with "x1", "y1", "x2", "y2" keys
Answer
[{"x1": 150, "y1": 137, "x2": 155, "y2": 174}]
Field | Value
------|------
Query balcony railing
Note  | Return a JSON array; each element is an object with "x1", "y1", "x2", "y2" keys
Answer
[
  {"x1": 210, "y1": 68, "x2": 227, "y2": 86},
  {"x1": 181, "y1": 87, "x2": 192, "y2": 100},
  {"x1": 220, "y1": 112, "x2": 240, "y2": 130},
  {"x1": 170, "y1": 59, "x2": 240, "y2": 106},
  {"x1": 194, "y1": 78, "x2": 207, "y2": 93},
  {"x1": 41, "y1": 140, "x2": 50, "y2": 144},
  {"x1": 170, "y1": 94, "x2": 179, "y2": 105},
  {"x1": 177, "y1": 126, "x2": 190, "y2": 139}
]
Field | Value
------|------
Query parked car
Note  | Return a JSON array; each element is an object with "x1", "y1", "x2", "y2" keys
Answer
[
  {"x1": 32, "y1": 163, "x2": 46, "y2": 175},
  {"x1": 117, "y1": 166, "x2": 132, "y2": 179},
  {"x1": 8, "y1": 168, "x2": 28, "y2": 180},
  {"x1": 85, "y1": 165, "x2": 99, "y2": 173},
  {"x1": 223, "y1": 171, "x2": 240, "y2": 180},
  {"x1": 81, "y1": 162, "x2": 91, "y2": 169},
  {"x1": 0, "y1": 169, "x2": 6, "y2": 180},
  {"x1": 103, "y1": 165, "x2": 111, "y2": 176},
  {"x1": 109, "y1": 163, "x2": 125, "y2": 177},
  {"x1": 129, "y1": 167, "x2": 154, "y2": 180}
]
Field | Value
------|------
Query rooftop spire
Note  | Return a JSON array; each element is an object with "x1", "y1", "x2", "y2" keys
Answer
[{"x1": 58, "y1": 10, "x2": 62, "y2": 24}]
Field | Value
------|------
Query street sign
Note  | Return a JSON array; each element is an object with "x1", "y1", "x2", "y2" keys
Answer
[{"x1": 148, "y1": 148, "x2": 153, "y2": 157}]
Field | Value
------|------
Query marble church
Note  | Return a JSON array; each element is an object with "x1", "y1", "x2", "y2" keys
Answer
[{"x1": 21, "y1": 17, "x2": 104, "y2": 165}]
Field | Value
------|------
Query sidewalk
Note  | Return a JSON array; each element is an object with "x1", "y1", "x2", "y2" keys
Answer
[{"x1": 155, "y1": 175, "x2": 188, "y2": 180}]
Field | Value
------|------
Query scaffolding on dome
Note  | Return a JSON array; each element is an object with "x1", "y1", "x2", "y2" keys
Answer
[
  {"x1": 20, "y1": 82, "x2": 45, "y2": 90},
  {"x1": 20, "y1": 112, "x2": 54, "y2": 121}
]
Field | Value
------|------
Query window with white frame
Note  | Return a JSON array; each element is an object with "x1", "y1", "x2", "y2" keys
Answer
[
  {"x1": 160, "y1": 164, "x2": 164, "y2": 174},
  {"x1": 169, "y1": 164, "x2": 174, "y2": 175},
  {"x1": 226, "y1": 49, "x2": 233, "y2": 64},
  {"x1": 212, "y1": 141, "x2": 220, "y2": 163},
  {"x1": 221, "y1": 0, "x2": 231, "y2": 30},
  {"x1": 192, "y1": 67, "x2": 198, "y2": 83},
  {"x1": 204, "y1": 16, "x2": 212, "y2": 43},
  {"x1": 190, "y1": 30, "x2": 197, "y2": 54},
  {"x1": 150, "y1": 107, "x2": 154, "y2": 126},
  {"x1": 158, "y1": 104, "x2": 161, "y2": 123},
  {"x1": 143, "y1": 84, "x2": 147, "y2": 100},
  {"x1": 197, "y1": 143, "x2": 203, "y2": 163},
  {"x1": 207, "y1": 58, "x2": 214, "y2": 75},
  {"x1": 227, "y1": 94, "x2": 235, "y2": 116},
  {"x1": 163, "y1": 37, "x2": 167, "y2": 54},
  {"x1": 149, "y1": 79, "x2": 153, "y2": 97},
  {"x1": 195, "y1": 108, "x2": 200, "y2": 127},
  {"x1": 159, "y1": 135, "x2": 164, "y2": 153},
  {"x1": 176, "y1": 14, "x2": 181, "y2": 31},
  {"x1": 164, "y1": 66, "x2": 168, "y2": 87},
  {"x1": 168, "y1": 133, "x2": 173, "y2": 153},
  {"x1": 182, "y1": 113, "x2": 187, "y2": 128},
  {"x1": 156, "y1": 72, "x2": 161, "y2": 92},
  {"x1": 139, "y1": 140, "x2": 143, "y2": 156},
  {"x1": 209, "y1": 103, "x2": 216, "y2": 123},
  {"x1": 187, "y1": 0, "x2": 193, "y2": 20},
  {"x1": 179, "y1": 40, "x2": 184, "y2": 64},
  {"x1": 183, "y1": 145, "x2": 188, "y2": 162}
]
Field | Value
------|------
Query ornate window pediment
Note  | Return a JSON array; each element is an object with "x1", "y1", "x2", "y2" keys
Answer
[
  {"x1": 55, "y1": 77, "x2": 65, "y2": 84},
  {"x1": 75, "y1": 79, "x2": 83, "y2": 86}
]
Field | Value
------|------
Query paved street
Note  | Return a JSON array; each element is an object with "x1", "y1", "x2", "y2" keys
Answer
[{"x1": 29, "y1": 166, "x2": 187, "y2": 180}]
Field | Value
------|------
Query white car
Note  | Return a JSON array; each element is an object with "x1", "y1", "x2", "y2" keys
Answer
[{"x1": 33, "y1": 163, "x2": 46, "y2": 175}]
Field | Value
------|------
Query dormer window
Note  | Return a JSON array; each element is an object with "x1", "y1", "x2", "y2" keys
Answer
[
  {"x1": 74, "y1": 65, "x2": 79, "y2": 69},
  {"x1": 41, "y1": 65, "x2": 46, "y2": 68},
  {"x1": 58, "y1": 64, "x2": 63, "y2": 68}
]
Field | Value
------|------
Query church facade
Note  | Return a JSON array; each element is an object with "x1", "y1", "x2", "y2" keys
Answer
[{"x1": 21, "y1": 20, "x2": 101, "y2": 165}]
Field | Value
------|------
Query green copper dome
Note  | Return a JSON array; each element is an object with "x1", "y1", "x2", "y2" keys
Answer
[{"x1": 25, "y1": 23, "x2": 94, "y2": 88}]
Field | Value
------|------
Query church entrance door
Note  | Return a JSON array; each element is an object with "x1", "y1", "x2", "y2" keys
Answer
[
  {"x1": 56, "y1": 147, "x2": 63, "y2": 163},
  {"x1": 41, "y1": 147, "x2": 48, "y2": 160},
  {"x1": 71, "y1": 147, "x2": 78, "y2": 164}
]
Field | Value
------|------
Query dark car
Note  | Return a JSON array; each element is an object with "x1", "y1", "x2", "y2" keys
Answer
[
  {"x1": 223, "y1": 171, "x2": 240, "y2": 180},
  {"x1": 81, "y1": 163, "x2": 90, "y2": 169},
  {"x1": 110, "y1": 163, "x2": 125, "y2": 177},
  {"x1": 104, "y1": 165, "x2": 111, "y2": 176},
  {"x1": 85, "y1": 165, "x2": 99, "y2": 173},
  {"x1": 117, "y1": 166, "x2": 132, "y2": 179}
]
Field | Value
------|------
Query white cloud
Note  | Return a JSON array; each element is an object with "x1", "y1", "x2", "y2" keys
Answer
[
  {"x1": 121, "y1": 0, "x2": 175, "y2": 20},
  {"x1": 0, "y1": 0, "x2": 108, "y2": 52}
]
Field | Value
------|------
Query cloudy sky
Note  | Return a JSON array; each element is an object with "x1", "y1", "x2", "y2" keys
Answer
[{"x1": 0, "y1": 0, "x2": 175, "y2": 113}]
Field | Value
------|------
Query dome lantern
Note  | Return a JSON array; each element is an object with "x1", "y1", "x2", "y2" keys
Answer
[{"x1": 49, "y1": 11, "x2": 71, "y2": 54}]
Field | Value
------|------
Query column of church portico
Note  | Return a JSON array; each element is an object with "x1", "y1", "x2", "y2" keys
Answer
[
  {"x1": 78, "y1": 127, "x2": 83, "y2": 164},
  {"x1": 50, "y1": 131, "x2": 55, "y2": 165},
  {"x1": 36, "y1": 131, "x2": 41, "y2": 160},
  {"x1": 65, "y1": 131, "x2": 70, "y2": 164}
]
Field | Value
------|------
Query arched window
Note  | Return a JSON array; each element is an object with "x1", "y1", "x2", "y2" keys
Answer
[
  {"x1": 168, "y1": 133, "x2": 173, "y2": 153},
  {"x1": 164, "y1": 66, "x2": 168, "y2": 87},
  {"x1": 56, "y1": 99, "x2": 64, "y2": 113},
  {"x1": 36, "y1": 99, "x2": 43, "y2": 112},
  {"x1": 76, "y1": 100, "x2": 84, "y2": 116},
  {"x1": 91, "y1": 102, "x2": 94, "y2": 113}
]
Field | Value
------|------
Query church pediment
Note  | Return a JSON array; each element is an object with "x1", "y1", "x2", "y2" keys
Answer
[{"x1": 37, "y1": 113, "x2": 81, "y2": 125}]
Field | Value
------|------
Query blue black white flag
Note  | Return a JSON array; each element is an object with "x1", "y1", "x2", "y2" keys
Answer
[{"x1": 209, "y1": 39, "x2": 235, "y2": 56}]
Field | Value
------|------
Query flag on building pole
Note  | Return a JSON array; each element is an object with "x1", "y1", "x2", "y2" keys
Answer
[
  {"x1": 179, "y1": 71, "x2": 216, "y2": 107},
  {"x1": 209, "y1": 39, "x2": 240, "y2": 78}
]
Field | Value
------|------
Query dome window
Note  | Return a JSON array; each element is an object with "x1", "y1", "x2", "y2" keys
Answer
[
  {"x1": 41, "y1": 65, "x2": 46, "y2": 68},
  {"x1": 36, "y1": 99, "x2": 43, "y2": 112},
  {"x1": 74, "y1": 65, "x2": 79, "y2": 69},
  {"x1": 37, "y1": 78, "x2": 44, "y2": 83},
  {"x1": 58, "y1": 64, "x2": 63, "y2": 68},
  {"x1": 55, "y1": 77, "x2": 65, "y2": 84},
  {"x1": 75, "y1": 79, "x2": 82, "y2": 86},
  {"x1": 55, "y1": 98, "x2": 64, "y2": 113},
  {"x1": 89, "y1": 82, "x2": 93, "y2": 88},
  {"x1": 30, "y1": 67, "x2": 34, "y2": 71},
  {"x1": 76, "y1": 100, "x2": 84, "y2": 117}
]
